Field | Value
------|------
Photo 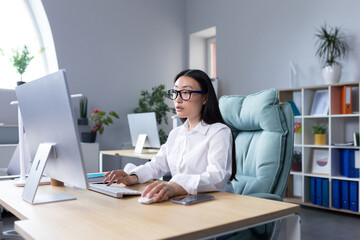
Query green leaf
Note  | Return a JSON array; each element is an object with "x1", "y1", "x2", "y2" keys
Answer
[
  {"x1": 106, "y1": 116, "x2": 113, "y2": 123},
  {"x1": 158, "y1": 128, "x2": 167, "y2": 145},
  {"x1": 102, "y1": 119, "x2": 109, "y2": 125},
  {"x1": 79, "y1": 96, "x2": 88, "y2": 118},
  {"x1": 109, "y1": 111, "x2": 119, "y2": 118},
  {"x1": 314, "y1": 24, "x2": 348, "y2": 67},
  {"x1": 312, "y1": 124, "x2": 327, "y2": 134},
  {"x1": 99, "y1": 127, "x2": 104, "y2": 134},
  {"x1": 10, "y1": 45, "x2": 35, "y2": 79}
]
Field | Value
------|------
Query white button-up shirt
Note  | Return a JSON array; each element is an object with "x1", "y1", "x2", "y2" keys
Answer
[{"x1": 127, "y1": 120, "x2": 234, "y2": 194}]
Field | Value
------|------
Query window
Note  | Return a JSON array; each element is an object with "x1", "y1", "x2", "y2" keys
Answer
[
  {"x1": 189, "y1": 27, "x2": 216, "y2": 78},
  {"x1": 207, "y1": 37, "x2": 216, "y2": 78},
  {"x1": 0, "y1": 0, "x2": 56, "y2": 89}
]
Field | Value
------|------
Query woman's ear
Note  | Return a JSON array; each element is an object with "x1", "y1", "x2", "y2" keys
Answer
[{"x1": 202, "y1": 94, "x2": 208, "y2": 105}]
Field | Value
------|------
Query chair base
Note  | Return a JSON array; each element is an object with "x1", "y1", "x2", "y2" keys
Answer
[
  {"x1": 0, "y1": 221, "x2": 23, "y2": 240},
  {"x1": 0, "y1": 230, "x2": 22, "y2": 240},
  {"x1": 0, "y1": 206, "x2": 23, "y2": 240}
]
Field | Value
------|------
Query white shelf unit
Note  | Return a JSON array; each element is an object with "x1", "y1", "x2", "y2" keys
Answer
[{"x1": 279, "y1": 81, "x2": 360, "y2": 215}]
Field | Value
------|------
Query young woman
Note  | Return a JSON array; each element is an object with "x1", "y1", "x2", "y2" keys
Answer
[{"x1": 103, "y1": 69, "x2": 236, "y2": 202}]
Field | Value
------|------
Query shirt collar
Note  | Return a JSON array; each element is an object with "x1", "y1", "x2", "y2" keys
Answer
[{"x1": 182, "y1": 120, "x2": 210, "y2": 135}]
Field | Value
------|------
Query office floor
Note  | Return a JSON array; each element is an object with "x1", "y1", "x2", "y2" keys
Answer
[
  {"x1": 299, "y1": 206, "x2": 360, "y2": 240},
  {"x1": 2, "y1": 206, "x2": 360, "y2": 240}
]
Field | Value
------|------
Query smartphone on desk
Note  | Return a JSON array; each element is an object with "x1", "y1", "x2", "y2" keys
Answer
[{"x1": 171, "y1": 194, "x2": 215, "y2": 205}]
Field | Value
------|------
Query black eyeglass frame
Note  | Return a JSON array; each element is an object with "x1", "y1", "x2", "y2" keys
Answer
[{"x1": 167, "y1": 89, "x2": 205, "y2": 101}]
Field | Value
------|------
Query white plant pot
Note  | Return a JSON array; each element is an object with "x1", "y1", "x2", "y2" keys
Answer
[{"x1": 322, "y1": 65, "x2": 341, "y2": 84}]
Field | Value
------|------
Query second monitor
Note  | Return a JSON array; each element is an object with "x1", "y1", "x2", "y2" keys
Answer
[{"x1": 127, "y1": 112, "x2": 161, "y2": 153}]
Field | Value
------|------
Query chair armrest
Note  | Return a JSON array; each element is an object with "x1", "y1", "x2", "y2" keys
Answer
[{"x1": 247, "y1": 193, "x2": 282, "y2": 201}]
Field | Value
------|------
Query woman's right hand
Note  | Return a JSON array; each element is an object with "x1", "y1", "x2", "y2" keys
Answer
[{"x1": 102, "y1": 170, "x2": 138, "y2": 186}]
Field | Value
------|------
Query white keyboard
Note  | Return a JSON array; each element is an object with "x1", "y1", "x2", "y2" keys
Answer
[{"x1": 89, "y1": 183, "x2": 142, "y2": 198}]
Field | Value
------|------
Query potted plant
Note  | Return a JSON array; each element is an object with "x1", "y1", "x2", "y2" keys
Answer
[
  {"x1": 312, "y1": 123, "x2": 327, "y2": 145},
  {"x1": 81, "y1": 109, "x2": 119, "y2": 143},
  {"x1": 315, "y1": 24, "x2": 348, "y2": 84},
  {"x1": 78, "y1": 96, "x2": 88, "y2": 125},
  {"x1": 134, "y1": 84, "x2": 176, "y2": 144},
  {"x1": 10, "y1": 45, "x2": 35, "y2": 86},
  {"x1": 291, "y1": 151, "x2": 302, "y2": 172}
]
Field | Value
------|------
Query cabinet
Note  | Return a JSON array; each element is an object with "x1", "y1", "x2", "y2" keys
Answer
[{"x1": 279, "y1": 81, "x2": 360, "y2": 215}]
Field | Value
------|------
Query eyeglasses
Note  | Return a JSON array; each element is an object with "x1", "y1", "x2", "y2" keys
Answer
[{"x1": 167, "y1": 89, "x2": 205, "y2": 101}]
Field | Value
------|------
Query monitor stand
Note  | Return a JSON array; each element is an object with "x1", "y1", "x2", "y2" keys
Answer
[
  {"x1": 134, "y1": 134, "x2": 147, "y2": 154},
  {"x1": 22, "y1": 143, "x2": 76, "y2": 205},
  {"x1": 14, "y1": 176, "x2": 51, "y2": 187}
]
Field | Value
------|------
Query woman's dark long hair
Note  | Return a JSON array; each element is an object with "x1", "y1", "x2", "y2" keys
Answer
[{"x1": 174, "y1": 69, "x2": 237, "y2": 181}]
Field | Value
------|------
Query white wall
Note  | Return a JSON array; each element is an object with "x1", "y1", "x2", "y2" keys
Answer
[
  {"x1": 186, "y1": 0, "x2": 360, "y2": 95},
  {"x1": 41, "y1": 0, "x2": 186, "y2": 155},
  {"x1": 189, "y1": 35, "x2": 206, "y2": 71},
  {"x1": 3, "y1": 0, "x2": 360, "y2": 169}
]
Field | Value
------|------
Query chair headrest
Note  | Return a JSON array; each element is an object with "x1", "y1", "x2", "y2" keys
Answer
[{"x1": 219, "y1": 88, "x2": 283, "y2": 132}]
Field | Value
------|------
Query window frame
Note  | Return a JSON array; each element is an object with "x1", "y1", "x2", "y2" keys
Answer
[
  {"x1": 207, "y1": 37, "x2": 216, "y2": 79},
  {"x1": 0, "y1": 0, "x2": 58, "y2": 89}
]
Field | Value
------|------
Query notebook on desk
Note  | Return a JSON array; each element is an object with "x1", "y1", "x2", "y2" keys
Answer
[{"x1": 87, "y1": 173, "x2": 106, "y2": 183}]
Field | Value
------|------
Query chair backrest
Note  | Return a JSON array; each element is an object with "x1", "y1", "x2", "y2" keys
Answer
[{"x1": 219, "y1": 88, "x2": 293, "y2": 199}]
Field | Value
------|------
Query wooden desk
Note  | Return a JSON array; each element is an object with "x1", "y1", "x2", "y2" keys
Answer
[
  {"x1": 99, "y1": 149, "x2": 158, "y2": 172},
  {"x1": 0, "y1": 180, "x2": 300, "y2": 240}
]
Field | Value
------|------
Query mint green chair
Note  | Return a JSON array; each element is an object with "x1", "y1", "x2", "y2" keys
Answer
[{"x1": 219, "y1": 88, "x2": 294, "y2": 240}]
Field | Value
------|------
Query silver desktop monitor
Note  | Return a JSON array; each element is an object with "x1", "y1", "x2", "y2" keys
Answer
[
  {"x1": 127, "y1": 112, "x2": 161, "y2": 153},
  {"x1": 15, "y1": 70, "x2": 88, "y2": 204}
]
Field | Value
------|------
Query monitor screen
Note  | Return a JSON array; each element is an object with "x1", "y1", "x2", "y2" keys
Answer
[
  {"x1": 127, "y1": 112, "x2": 161, "y2": 150},
  {"x1": 15, "y1": 70, "x2": 88, "y2": 204}
]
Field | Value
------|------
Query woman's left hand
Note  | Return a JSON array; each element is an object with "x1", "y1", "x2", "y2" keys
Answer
[{"x1": 142, "y1": 181, "x2": 187, "y2": 202}]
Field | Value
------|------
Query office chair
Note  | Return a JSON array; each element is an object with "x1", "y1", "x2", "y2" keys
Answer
[
  {"x1": 0, "y1": 145, "x2": 30, "y2": 240},
  {"x1": 219, "y1": 88, "x2": 294, "y2": 240},
  {"x1": 0, "y1": 206, "x2": 23, "y2": 240}
]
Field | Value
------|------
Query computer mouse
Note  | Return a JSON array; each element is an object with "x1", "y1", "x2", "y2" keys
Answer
[
  {"x1": 138, "y1": 194, "x2": 168, "y2": 204},
  {"x1": 138, "y1": 195, "x2": 156, "y2": 204}
]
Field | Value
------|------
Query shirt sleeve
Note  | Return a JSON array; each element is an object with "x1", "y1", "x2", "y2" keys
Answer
[
  {"x1": 126, "y1": 142, "x2": 170, "y2": 184},
  {"x1": 169, "y1": 126, "x2": 233, "y2": 195}
]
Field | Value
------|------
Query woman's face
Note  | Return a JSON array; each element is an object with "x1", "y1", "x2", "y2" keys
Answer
[{"x1": 173, "y1": 76, "x2": 207, "y2": 122}]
